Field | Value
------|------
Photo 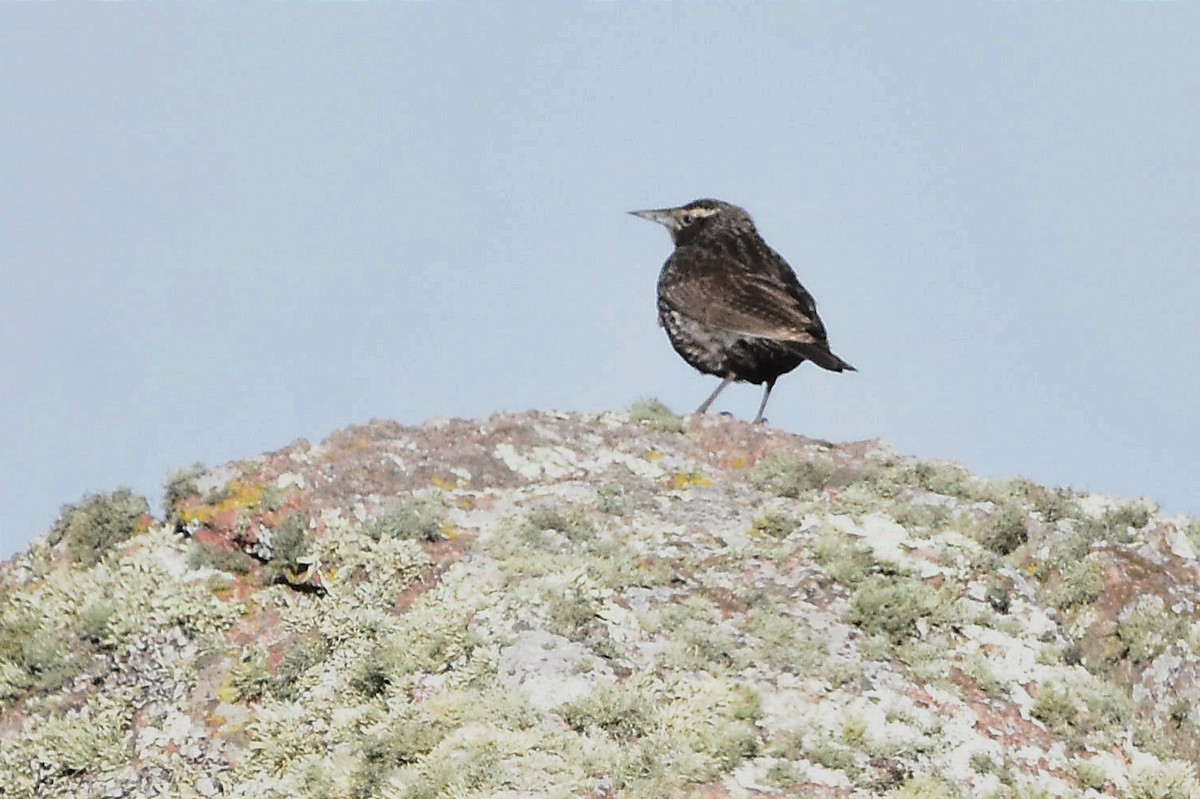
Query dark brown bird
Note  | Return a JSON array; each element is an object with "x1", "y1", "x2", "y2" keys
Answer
[{"x1": 630, "y1": 198, "x2": 854, "y2": 424}]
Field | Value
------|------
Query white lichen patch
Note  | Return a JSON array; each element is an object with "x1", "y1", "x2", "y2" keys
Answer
[
  {"x1": 498, "y1": 629, "x2": 615, "y2": 710},
  {"x1": 828, "y1": 511, "x2": 947, "y2": 578},
  {"x1": 276, "y1": 471, "x2": 306, "y2": 490},
  {"x1": 192, "y1": 462, "x2": 245, "y2": 497},
  {"x1": 493, "y1": 443, "x2": 585, "y2": 480}
]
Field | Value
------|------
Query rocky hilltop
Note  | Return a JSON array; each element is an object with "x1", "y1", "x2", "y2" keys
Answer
[{"x1": 2, "y1": 406, "x2": 1200, "y2": 799}]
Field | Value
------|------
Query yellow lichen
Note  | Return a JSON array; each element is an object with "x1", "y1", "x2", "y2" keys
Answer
[
  {"x1": 215, "y1": 674, "x2": 242, "y2": 705},
  {"x1": 178, "y1": 480, "x2": 267, "y2": 526},
  {"x1": 668, "y1": 471, "x2": 712, "y2": 490},
  {"x1": 430, "y1": 474, "x2": 459, "y2": 490}
]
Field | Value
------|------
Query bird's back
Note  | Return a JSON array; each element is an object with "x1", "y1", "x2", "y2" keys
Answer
[{"x1": 657, "y1": 224, "x2": 850, "y2": 380}]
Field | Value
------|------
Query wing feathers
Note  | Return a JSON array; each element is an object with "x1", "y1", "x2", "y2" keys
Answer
[{"x1": 662, "y1": 247, "x2": 831, "y2": 345}]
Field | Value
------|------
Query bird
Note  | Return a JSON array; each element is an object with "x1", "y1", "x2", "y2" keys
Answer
[{"x1": 630, "y1": 198, "x2": 854, "y2": 425}]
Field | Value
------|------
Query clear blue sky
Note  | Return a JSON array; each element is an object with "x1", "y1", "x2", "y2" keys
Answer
[{"x1": 3, "y1": 6, "x2": 1198, "y2": 560}]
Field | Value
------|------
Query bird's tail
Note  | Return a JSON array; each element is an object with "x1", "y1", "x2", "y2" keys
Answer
[{"x1": 805, "y1": 347, "x2": 856, "y2": 373}]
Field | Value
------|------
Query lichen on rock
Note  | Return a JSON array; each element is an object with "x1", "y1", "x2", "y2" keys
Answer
[{"x1": 3, "y1": 408, "x2": 1200, "y2": 798}]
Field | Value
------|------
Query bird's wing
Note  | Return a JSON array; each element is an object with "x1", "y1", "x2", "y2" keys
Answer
[
  {"x1": 663, "y1": 250, "x2": 830, "y2": 344},
  {"x1": 755, "y1": 246, "x2": 829, "y2": 341}
]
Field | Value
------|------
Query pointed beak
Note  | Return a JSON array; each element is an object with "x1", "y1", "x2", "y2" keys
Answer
[{"x1": 629, "y1": 208, "x2": 677, "y2": 226}]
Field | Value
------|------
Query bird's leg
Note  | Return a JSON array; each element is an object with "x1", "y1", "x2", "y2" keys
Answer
[
  {"x1": 695, "y1": 376, "x2": 734, "y2": 415},
  {"x1": 752, "y1": 378, "x2": 777, "y2": 425}
]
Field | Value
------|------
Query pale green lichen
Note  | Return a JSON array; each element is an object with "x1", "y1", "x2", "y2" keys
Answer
[
  {"x1": 855, "y1": 456, "x2": 1009, "y2": 507},
  {"x1": 264, "y1": 511, "x2": 313, "y2": 584},
  {"x1": 1032, "y1": 674, "x2": 1132, "y2": 747},
  {"x1": 1052, "y1": 554, "x2": 1105, "y2": 609},
  {"x1": 1031, "y1": 486, "x2": 1081, "y2": 523},
  {"x1": 228, "y1": 647, "x2": 273, "y2": 703},
  {"x1": 1031, "y1": 682, "x2": 1080, "y2": 738},
  {"x1": 524, "y1": 504, "x2": 596, "y2": 543},
  {"x1": 657, "y1": 596, "x2": 745, "y2": 673},
  {"x1": 847, "y1": 574, "x2": 958, "y2": 643},
  {"x1": 961, "y1": 652, "x2": 1008, "y2": 698},
  {"x1": 627, "y1": 398, "x2": 686, "y2": 433},
  {"x1": 545, "y1": 586, "x2": 614, "y2": 658},
  {"x1": 1117, "y1": 595, "x2": 1184, "y2": 664},
  {"x1": 896, "y1": 638, "x2": 955, "y2": 685},
  {"x1": 907, "y1": 461, "x2": 978, "y2": 499},
  {"x1": 47, "y1": 488, "x2": 150, "y2": 567},
  {"x1": 968, "y1": 501, "x2": 1028, "y2": 556},
  {"x1": 1078, "y1": 502, "x2": 1154, "y2": 544},
  {"x1": 596, "y1": 482, "x2": 626, "y2": 515},
  {"x1": 646, "y1": 677, "x2": 763, "y2": 783},
  {"x1": 163, "y1": 463, "x2": 204, "y2": 513},
  {"x1": 0, "y1": 610, "x2": 84, "y2": 700},
  {"x1": 767, "y1": 728, "x2": 862, "y2": 778},
  {"x1": 1185, "y1": 518, "x2": 1200, "y2": 555},
  {"x1": 351, "y1": 709, "x2": 451, "y2": 797},
  {"x1": 750, "y1": 509, "x2": 799, "y2": 539},
  {"x1": 749, "y1": 451, "x2": 834, "y2": 498},
  {"x1": 75, "y1": 599, "x2": 116, "y2": 647},
  {"x1": 745, "y1": 602, "x2": 832, "y2": 676},
  {"x1": 889, "y1": 501, "x2": 953, "y2": 534},
  {"x1": 1, "y1": 525, "x2": 244, "y2": 711},
  {"x1": 969, "y1": 751, "x2": 997, "y2": 775},
  {"x1": 381, "y1": 608, "x2": 483, "y2": 683},
  {"x1": 1074, "y1": 758, "x2": 1109, "y2": 791},
  {"x1": 0, "y1": 697, "x2": 131, "y2": 796},
  {"x1": 890, "y1": 774, "x2": 963, "y2": 798},
  {"x1": 811, "y1": 527, "x2": 880, "y2": 586},
  {"x1": 367, "y1": 493, "x2": 448, "y2": 542},
  {"x1": 1128, "y1": 758, "x2": 1200, "y2": 799},
  {"x1": 187, "y1": 539, "x2": 258, "y2": 574},
  {"x1": 271, "y1": 632, "x2": 334, "y2": 701},
  {"x1": 560, "y1": 676, "x2": 660, "y2": 740}
]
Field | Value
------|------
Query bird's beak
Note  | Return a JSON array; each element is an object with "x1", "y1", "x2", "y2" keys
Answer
[{"x1": 629, "y1": 208, "x2": 677, "y2": 227}]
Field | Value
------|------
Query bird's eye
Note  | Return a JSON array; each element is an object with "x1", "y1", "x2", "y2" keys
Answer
[{"x1": 680, "y1": 213, "x2": 695, "y2": 225}]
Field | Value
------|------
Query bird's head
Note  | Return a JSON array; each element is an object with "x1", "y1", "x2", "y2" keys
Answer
[{"x1": 629, "y1": 198, "x2": 755, "y2": 245}]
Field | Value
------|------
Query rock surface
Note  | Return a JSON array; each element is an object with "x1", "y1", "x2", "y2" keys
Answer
[{"x1": 2, "y1": 406, "x2": 1199, "y2": 798}]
